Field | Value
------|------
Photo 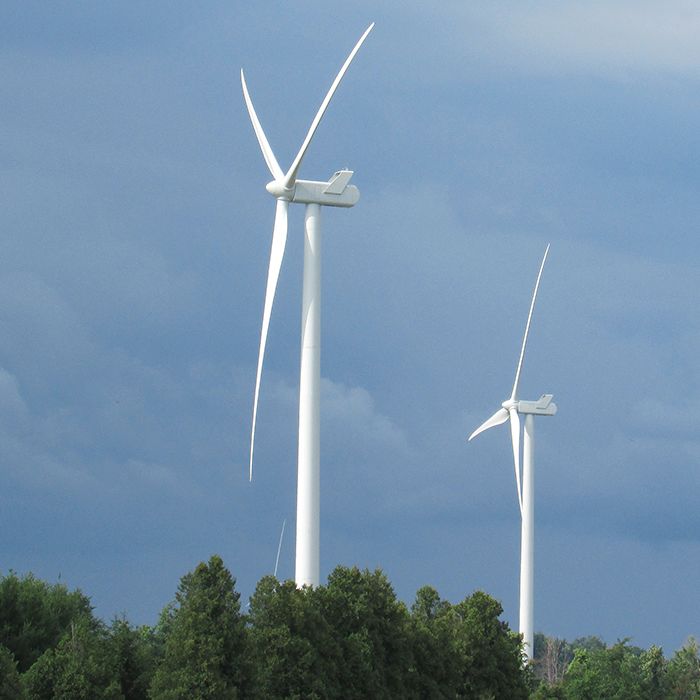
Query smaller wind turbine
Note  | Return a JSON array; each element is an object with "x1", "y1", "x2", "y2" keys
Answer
[{"x1": 468, "y1": 244, "x2": 557, "y2": 662}]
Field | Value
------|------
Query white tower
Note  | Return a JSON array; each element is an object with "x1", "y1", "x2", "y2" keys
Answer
[{"x1": 242, "y1": 25, "x2": 373, "y2": 587}]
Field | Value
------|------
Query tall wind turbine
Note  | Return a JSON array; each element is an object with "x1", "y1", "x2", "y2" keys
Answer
[
  {"x1": 242, "y1": 24, "x2": 373, "y2": 588},
  {"x1": 468, "y1": 244, "x2": 557, "y2": 661}
]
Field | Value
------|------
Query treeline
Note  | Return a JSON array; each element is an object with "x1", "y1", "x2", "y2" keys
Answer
[
  {"x1": 531, "y1": 634, "x2": 700, "y2": 699},
  {"x1": 0, "y1": 558, "x2": 698, "y2": 699},
  {"x1": 0, "y1": 556, "x2": 526, "y2": 699}
]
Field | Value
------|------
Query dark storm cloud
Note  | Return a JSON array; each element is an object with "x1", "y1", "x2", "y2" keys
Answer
[{"x1": 1, "y1": 1, "x2": 700, "y2": 654}]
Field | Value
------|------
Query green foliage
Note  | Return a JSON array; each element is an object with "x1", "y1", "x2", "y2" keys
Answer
[
  {"x1": 666, "y1": 637, "x2": 700, "y2": 699},
  {"x1": 0, "y1": 644, "x2": 25, "y2": 700},
  {"x1": 565, "y1": 641, "x2": 647, "y2": 699},
  {"x1": 570, "y1": 636, "x2": 607, "y2": 654},
  {"x1": 105, "y1": 618, "x2": 157, "y2": 700},
  {"x1": 449, "y1": 589, "x2": 529, "y2": 699},
  {"x1": 531, "y1": 682, "x2": 567, "y2": 699},
  {"x1": 0, "y1": 571, "x2": 93, "y2": 673},
  {"x1": 149, "y1": 555, "x2": 248, "y2": 700},
  {"x1": 548, "y1": 639, "x2": 674, "y2": 700},
  {"x1": 408, "y1": 586, "x2": 460, "y2": 698},
  {"x1": 246, "y1": 571, "x2": 528, "y2": 699},
  {"x1": 22, "y1": 618, "x2": 121, "y2": 700},
  {"x1": 532, "y1": 636, "x2": 700, "y2": 699},
  {"x1": 641, "y1": 644, "x2": 669, "y2": 700},
  {"x1": 247, "y1": 575, "x2": 340, "y2": 699},
  {"x1": 12, "y1": 560, "x2": 699, "y2": 700},
  {"x1": 319, "y1": 566, "x2": 413, "y2": 699}
]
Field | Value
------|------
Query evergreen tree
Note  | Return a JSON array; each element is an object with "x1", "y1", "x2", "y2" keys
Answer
[
  {"x1": 105, "y1": 618, "x2": 156, "y2": 700},
  {"x1": 149, "y1": 555, "x2": 248, "y2": 700},
  {"x1": 319, "y1": 566, "x2": 413, "y2": 699},
  {"x1": 247, "y1": 575, "x2": 340, "y2": 699}
]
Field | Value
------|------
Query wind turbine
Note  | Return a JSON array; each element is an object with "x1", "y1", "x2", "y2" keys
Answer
[
  {"x1": 242, "y1": 24, "x2": 373, "y2": 588},
  {"x1": 468, "y1": 244, "x2": 557, "y2": 661},
  {"x1": 273, "y1": 519, "x2": 286, "y2": 579}
]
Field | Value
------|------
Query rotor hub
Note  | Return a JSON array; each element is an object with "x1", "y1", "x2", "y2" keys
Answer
[{"x1": 266, "y1": 180, "x2": 294, "y2": 199}]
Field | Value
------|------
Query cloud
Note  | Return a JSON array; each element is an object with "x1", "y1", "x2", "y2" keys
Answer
[
  {"x1": 2, "y1": 0, "x2": 700, "y2": 652},
  {"x1": 322, "y1": 378, "x2": 410, "y2": 456},
  {"x1": 632, "y1": 397, "x2": 700, "y2": 439},
  {"x1": 501, "y1": 2, "x2": 700, "y2": 76},
  {"x1": 436, "y1": 2, "x2": 700, "y2": 79},
  {"x1": 0, "y1": 367, "x2": 28, "y2": 422},
  {"x1": 0, "y1": 363, "x2": 99, "y2": 492}
]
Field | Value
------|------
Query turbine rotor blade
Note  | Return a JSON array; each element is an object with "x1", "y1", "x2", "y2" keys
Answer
[
  {"x1": 274, "y1": 518, "x2": 286, "y2": 578},
  {"x1": 510, "y1": 243, "x2": 550, "y2": 401},
  {"x1": 282, "y1": 22, "x2": 374, "y2": 189},
  {"x1": 241, "y1": 69, "x2": 284, "y2": 182},
  {"x1": 250, "y1": 199, "x2": 289, "y2": 480},
  {"x1": 509, "y1": 407, "x2": 523, "y2": 515},
  {"x1": 468, "y1": 407, "x2": 509, "y2": 441}
]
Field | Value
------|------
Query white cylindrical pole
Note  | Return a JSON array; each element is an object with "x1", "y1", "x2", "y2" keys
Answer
[
  {"x1": 295, "y1": 203, "x2": 321, "y2": 587},
  {"x1": 520, "y1": 413, "x2": 535, "y2": 660}
]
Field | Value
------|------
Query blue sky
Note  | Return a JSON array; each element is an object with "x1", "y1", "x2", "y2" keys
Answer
[{"x1": 2, "y1": 1, "x2": 700, "y2": 653}]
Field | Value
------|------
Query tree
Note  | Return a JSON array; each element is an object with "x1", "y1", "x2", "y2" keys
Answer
[
  {"x1": 408, "y1": 586, "x2": 460, "y2": 697},
  {"x1": 0, "y1": 645, "x2": 24, "y2": 700},
  {"x1": 640, "y1": 644, "x2": 668, "y2": 700},
  {"x1": 531, "y1": 682, "x2": 567, "y2": 699},
  {"x1": 448, "y1": 590, "x2": 529, "y2": 699},
  {"x1": 319, "y1": 566, "x2": 413, "y2": 699},
  {"x1": 570, "y1": 636, "x2": 606, "y2": 653},
  {"x1": 149, "y1": 555, "x2": 248, "y2": 699},
  {"x1": 562, "y1": 640, "x2": 646, "y2": 700},
  {"x1": 105, "y1": 618, "x2": 157, "y2": 700},
  {"x1": 533, "y1": 634, "x2": 572, "y2": 686},
  {"x1": 22, "y1": 618, "x2": 121, "y2": 700},
  {"x1": 247, "y1": 575, "x2": 340, "y2": 699},
  {"x1": 667, "y1": 637, "x2": 700, "y2": 700},
  {"x1": 0, "y1": 571, "x2": 93, "y2": 672}
]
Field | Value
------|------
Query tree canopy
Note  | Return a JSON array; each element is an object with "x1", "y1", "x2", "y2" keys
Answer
[
  {"x1": 532, "y1": 634, "x2": 700, "y2": 700},
  {"x1": 149, "y1": 555, "x2": 248, "y2": 699},
  {"x1": 2, "y1": 562, "x2": 697, "y2": 699}
]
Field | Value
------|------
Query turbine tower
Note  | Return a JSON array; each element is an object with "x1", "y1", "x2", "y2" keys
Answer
[
  {"x1": 242, "y1": 24, "x2": 373, "y2": 588},
  {"x1": 468, "y1": 244, "x2": 557, "y2": 661}
]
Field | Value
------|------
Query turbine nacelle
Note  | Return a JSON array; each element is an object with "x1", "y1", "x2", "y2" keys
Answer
[
  {"x1": 517, "y1": 394, "x2": 557, "y2": 416},
  {"x1": 266, "y1": 170, "x2": 359, "y2": 208}
]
